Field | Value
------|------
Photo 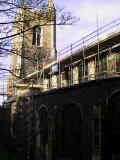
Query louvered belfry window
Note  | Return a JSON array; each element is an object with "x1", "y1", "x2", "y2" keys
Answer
[{"x1": 32, "y1": 25, "x2": 41, "y2": 45}]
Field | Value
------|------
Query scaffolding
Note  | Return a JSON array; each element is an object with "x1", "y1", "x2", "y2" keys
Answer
[
  {"x1": 14, "y1": 17, "x2": 120, "y2": 90},
  {"x1": 1, "y1": 17, "x2": 120, "y2": 100}
]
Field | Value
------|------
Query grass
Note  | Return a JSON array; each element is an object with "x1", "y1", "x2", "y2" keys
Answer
[{"x1": 0, "y1": 150, "x2": 16, "y2": 160}]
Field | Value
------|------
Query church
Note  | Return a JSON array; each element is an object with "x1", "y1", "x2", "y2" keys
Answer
[
  {"x1": 7, "y1": 0, "x2": 56, "y2": 97},
  {"x1": 5, "y1": 0, "x2": 120, "y2": 160}
]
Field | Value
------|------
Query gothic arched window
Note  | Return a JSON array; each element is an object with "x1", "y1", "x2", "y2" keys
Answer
[
  {"x1": 103, "y1": 91, "x2": 120, "y2": 159},
  {"x1": 35, "y1": 105, "x2": 49, "y2": 159},
  {"x1": 32, "y1": 25, "x2": 41, "y2": 46},
  {"x1": 55, "y1": 102, "x2": 82, "y2": 159}
]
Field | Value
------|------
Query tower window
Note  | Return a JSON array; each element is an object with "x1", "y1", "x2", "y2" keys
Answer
[{"x1": 32, "y1": 26, "x2": 41, "y2": 45}]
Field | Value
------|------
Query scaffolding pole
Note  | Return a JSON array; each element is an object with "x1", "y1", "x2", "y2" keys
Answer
[{"x1": 96, "y1": 13, "x2": 100, "y2": 78}]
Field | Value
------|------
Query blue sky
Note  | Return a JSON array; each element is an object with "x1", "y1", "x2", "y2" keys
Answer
[{"x1": 55, "y1": 0, "x2": 120, "y2": 50}]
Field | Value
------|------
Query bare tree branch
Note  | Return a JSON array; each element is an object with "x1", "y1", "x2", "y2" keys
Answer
[
  {"x1": 0, "y1": 67, "x2": 20, "y2": 78},
  {"x1": 0, "y1": 0, "x2": 80, "y2": 81}
]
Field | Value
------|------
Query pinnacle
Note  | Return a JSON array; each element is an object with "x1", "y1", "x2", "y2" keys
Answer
[{"x1": 48, "y1": 0, "x2": 54, "y2": 8}]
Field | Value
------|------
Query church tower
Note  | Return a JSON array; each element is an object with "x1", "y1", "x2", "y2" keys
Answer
[
  {"x1": 7, "y1": 0, "x2": 56, "y2": 94},
  {"x1": 12, "y1": 0, "x2": 56, "y2": 77}
]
